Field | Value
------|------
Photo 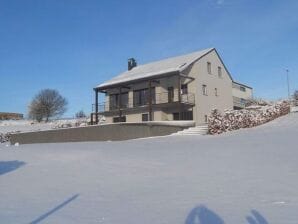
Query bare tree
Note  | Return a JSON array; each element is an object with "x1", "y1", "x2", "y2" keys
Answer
[
  {"x1": 28, "y1": 89, "x2": 68, "y2": 122},
  {"x1": 75, "y1": 110, "x2": 86, "y2": 118}
]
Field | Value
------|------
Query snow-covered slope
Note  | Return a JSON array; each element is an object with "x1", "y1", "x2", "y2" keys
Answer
[{"x1": 1, "y1": 114, "x2": 298, "y2": 223}]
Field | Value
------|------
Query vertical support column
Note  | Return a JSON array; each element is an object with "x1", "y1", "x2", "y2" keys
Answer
[
  {"x1": 118, "y1": 87, "x2": 122, "y2": 119},
  {"x1": 178, "y1": 74, "x2": 182, "y2": 120},
  {"x1": 148, "y1": 80, "x2": 152, "y2": 121},
  {"x1": 95, "y1": 89, "x2": 99, "y2": 124}
]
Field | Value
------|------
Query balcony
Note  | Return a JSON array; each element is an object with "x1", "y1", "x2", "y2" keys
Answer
[
  {"x1": 92, "y1": 91, "x2": 195, "y2": 114},
  {"x1": 233, "y1": 96, "x2": 247, "y2": 109}
]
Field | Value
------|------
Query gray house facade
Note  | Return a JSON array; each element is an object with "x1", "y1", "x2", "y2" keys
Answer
[{"x1": 92, "y1": 48, "x2": 252, "y2": 125}]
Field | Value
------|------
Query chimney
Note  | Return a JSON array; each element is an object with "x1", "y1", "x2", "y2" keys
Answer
[{"x1": 128, "y1": 58, "x2": 137, "y2": 71}]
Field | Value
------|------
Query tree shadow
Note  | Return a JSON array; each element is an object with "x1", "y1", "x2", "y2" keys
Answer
[
  {"x1": 185, "y1": 205, "x2": 224, "y2": 224},
  {"x1": 29, "y1": 194, "x2": 79, "y2": 224},
  {"x1": 0, "y1": 160, "x2": 25, "y2": 176},
  {"x1": 246, "y1": 209, "x2": 269, "y2": 224}
]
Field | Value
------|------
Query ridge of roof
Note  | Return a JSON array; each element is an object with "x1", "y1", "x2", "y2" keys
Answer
[{"x1": 96, "y1": 48, "x2": 215, "y2": 89}]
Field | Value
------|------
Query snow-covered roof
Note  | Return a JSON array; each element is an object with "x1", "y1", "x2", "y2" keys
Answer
[{"x1": 96, "y1": 48, "x2": 215, "y2": 89}]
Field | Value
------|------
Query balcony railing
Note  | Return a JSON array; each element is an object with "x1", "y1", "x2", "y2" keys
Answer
[
  {"x1": 233, "y1": 96, "x2": 247, "y2": 108},
  {"x1": 92, "y1": 92, "x2": 195, "y2": 113}
]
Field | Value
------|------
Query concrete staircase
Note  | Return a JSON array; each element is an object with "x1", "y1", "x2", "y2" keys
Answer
[{"x1": 173, "y1": 124, "x2": 209, "y2": 135}]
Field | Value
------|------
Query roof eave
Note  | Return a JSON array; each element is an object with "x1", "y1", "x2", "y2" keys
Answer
[{"x1": 95, "y1": 70, "x2": 180, "y2": 91}]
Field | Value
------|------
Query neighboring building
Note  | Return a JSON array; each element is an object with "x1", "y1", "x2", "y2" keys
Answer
[
  {"x1": 92, "y1": 48, "x2": 253, "y2": 125},
  {"x1": 232, "y1": 81, "x2": 253, "y2": 109},
  {"x1": 0, "y1": 112, "x2": 23, "y2": 120}
]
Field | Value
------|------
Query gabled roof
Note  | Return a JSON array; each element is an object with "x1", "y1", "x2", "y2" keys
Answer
[{"x1": 96, "y1": 48, "x2": 215, "y2": 90}]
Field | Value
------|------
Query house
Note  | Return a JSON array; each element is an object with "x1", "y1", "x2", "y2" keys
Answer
[
  {"x1": 92, "y1": 48, "x2": 252, "y2": 125},
  {"x1": 0, "y1": 112, "x2": 23, "y2": 120}
]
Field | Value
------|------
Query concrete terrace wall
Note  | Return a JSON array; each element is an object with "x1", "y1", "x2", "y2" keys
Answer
[{"x1": 10, "y1": 121, "x2": 195, "y2": 145}]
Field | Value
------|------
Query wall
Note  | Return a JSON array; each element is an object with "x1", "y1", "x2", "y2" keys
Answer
[
  {"x1": 232, "y1": 83, "x2": 253, "y2": 99},
  {"x1": 10, "y1": 121, "x2": 195, "y2": 145},
  {"x1": 184, "y1": 49, "x2": 234, "y2": 124}
]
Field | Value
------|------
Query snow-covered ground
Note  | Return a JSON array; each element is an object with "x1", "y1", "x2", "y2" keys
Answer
[
  {"x1": 1, "y1": 113, "x2": 298, "y2": 223},
  {"x1": 0, "y1": 120, "x2": 53, "y2": 133}
]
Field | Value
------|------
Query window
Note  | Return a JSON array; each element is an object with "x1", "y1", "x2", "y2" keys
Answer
[
  {"x1": 202, "y1": 85, "x2": 207, "y2": 95},
  {"x1": 215, "y1": 88, "x2": 218, "y2": 96},
  {"x1": 218, "y1": 66, "x2": 222, "y2": 78},
  {"x1": 240, "y1": 86, "x2": 246, "y2": 92},
  {"x1": 142, "y1": 113, "x2": 149, "y2": 122},
  {"x1": 207, "y1": 62, "x2": 212, "y2": 74},
  {"x1": 113, "y1": 116, "x2": 126, "y2": 123},
  {"x1": 181, "y1": 84, "x2": 188, "y2": 94},
  {"x1": 133, "y1": 88, "x2": 155, "y2": 106},
  {"x1": 173, "y1": 111, "x2": 193, "y2": 120},
  {"x1": 168, "y1": 87, "x2": 174, "y2": 103},
  {"x1": 204, "y1": 115, "x2": 208, "y2": 123},
  {"x1": 109, "y1": 92, "x2": 128, "y2": 110}
]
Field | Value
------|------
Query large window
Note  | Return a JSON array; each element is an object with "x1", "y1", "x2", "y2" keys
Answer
[
  {"x1": 109, "y1": 92, "x2": 128, "y2": 110},
  {"x1": 113, "y1": 116, "x2": 126, "y2": 123},
  {"x1": 133, "y1": 88, "x2": 155, "y2": 107},
  {"x1": 168, "y1": 87, "x2": 174, "y2": 103},
  {"x1": 173, "y1": 111, "x2": 193, "y2": 120},
  {"x1": 202, "y1": 85, "x2": 207, "y2": 96},
  {"x1": 207, "y1": 62, "x2": 212, "y2": 74}
]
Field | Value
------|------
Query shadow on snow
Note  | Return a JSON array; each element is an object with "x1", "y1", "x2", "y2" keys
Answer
[
  {"x1": 0, "y1": 160, "x2": 25, "y2": 176},
  {"x1": 185, "y1": 205, "x2": 269, "y2": 224},
  {"x1": 29, "y1": 194, "x2": 79, "y2": 224}
]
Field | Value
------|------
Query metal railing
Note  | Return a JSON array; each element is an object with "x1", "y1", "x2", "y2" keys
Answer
[
  {"x1": 92, "y1": 91, "x2": 195, "y2": 113},
  {"x1": 233, "y1": 96, "x2": 247, "y2": 108}
]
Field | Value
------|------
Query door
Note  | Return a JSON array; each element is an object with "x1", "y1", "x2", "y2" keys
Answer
[{"x1": 168, "y1": 87, "x2": 174, "y2": 103}]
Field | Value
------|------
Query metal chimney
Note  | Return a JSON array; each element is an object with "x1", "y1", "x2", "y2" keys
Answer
[{"x1": 128, "y1": 58, "x2": 137, "y2": 71}]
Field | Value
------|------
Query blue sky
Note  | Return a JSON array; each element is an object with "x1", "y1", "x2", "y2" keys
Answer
[{"x1": 0, "y1": 0, "x2": 297, "y2": 117}]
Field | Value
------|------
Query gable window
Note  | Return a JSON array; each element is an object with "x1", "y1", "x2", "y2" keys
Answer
[
  {"x1": 240, "y1": 86, "x2": 246, "y2": 92},
  {"x1": 181, "y1": 84, "x2": 188, "y2": 94},
  {"x1": 202, "y1": 85, "x2": 207, "y2": 96},
  {"x1": 218, "y1": 66, "x2": 222, "y2": 78},
  {"x1": 207, "y1": 62, "x2": 212, "y2": 74},
  {"x1": 215, "y1": 88, "x2": 218, "y2": 96}
]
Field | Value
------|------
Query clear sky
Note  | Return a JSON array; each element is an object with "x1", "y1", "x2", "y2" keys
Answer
[{"x1": 0, "y1": 0, "x2": 297, "y2": 118}]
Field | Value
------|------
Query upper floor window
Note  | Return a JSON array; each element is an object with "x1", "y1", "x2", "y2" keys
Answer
[
  {"x1": 218, "y1": 66, "x2": 222, "y2": 78},
  {"x1": 109, "y1": 92, "x2": 128, "y2": 110},
  {"x1": 202, "y1": 85, "x2": 207, "y2": 96},
  {"x1": 181, "y1": 84, "x2": 188, "y2": 94},
  {"x1": 207, "y1": 62, "x2": 212, "y2": 74},
  {"x1": 240, "y1": 86, "x2": 246, "y2": 92},
  {"x1": 133, "y1": 88, "x2": 155, "y2": 107}
]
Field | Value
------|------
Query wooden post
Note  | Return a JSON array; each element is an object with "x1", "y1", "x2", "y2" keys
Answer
[
  {"x1": 95, "y1": 89, "x2": 99, "y2": 124},
  {"x1": 178, "y1": 74, "x2": 182, "y2": 120},
  {"x1": 118, "y1": 87, "x2": 122, "y2": 119},
  {"x1": 148, "y1": 80, "x2": 152, "y2": 121},
  {"x1": 91, "y1": 113, "x2": 94, "y2": 125}
]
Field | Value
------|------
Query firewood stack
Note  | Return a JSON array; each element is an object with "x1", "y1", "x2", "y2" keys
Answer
[{"x1": 208, "y1": 101, "x2": 290, "y2": 135}]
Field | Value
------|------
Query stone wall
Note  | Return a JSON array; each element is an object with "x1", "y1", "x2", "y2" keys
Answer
[{"x1": 10, "y1": 121, "x2": 194, "y2": 144}]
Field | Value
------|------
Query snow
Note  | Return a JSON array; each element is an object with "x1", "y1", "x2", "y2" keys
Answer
[
  {"x1": 97, "y1": 48, "x2": 214, "y2": 89},
  {"x1": 1, "y1": 113, "x2": 298, "y2": 223},
  {"x1": 0, "y1": 120, "x2": 53, "y2": 133}
]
